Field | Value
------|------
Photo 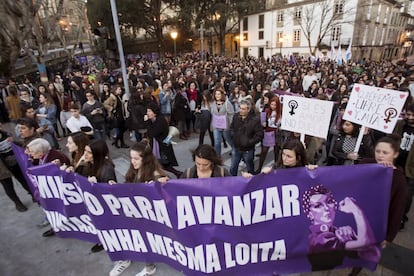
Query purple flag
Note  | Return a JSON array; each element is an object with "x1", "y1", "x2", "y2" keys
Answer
[{"x1": 289, "y1": 54, "x2": 296, "y2": 66}]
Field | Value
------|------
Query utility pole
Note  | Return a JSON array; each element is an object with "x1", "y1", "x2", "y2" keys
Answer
[
  {"x1": 109, "y1": 0, "x2": 129, "y2": 97},
  {"x1": 199, "y1": 20, "x2": 205, "y2": 62}
]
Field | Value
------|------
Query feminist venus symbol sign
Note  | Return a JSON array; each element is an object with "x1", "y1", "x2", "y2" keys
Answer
[
  {"x1": 343, "y1": 84, "x2": 408, "y2": 133},
  {"x1": 281, "y1": 96, "x2": 334, "y2": 139}
]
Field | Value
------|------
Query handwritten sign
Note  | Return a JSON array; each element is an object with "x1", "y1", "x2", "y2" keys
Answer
[
  {"x1": 281, "y1": 96, "x2": 334, "y2": 139},
  {"x1": 343, "y1": 84, "x2": 409, "y2": 134}
]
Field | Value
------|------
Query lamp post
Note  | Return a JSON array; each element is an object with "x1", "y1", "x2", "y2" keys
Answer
[{"x1": 170, "y1": 31, "x2": 178, "y2": 57}]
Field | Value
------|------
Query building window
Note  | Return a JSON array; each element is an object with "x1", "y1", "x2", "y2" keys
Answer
[
  {"x1": 259, "y1": 47, "x2": 264, "y2": 57},
  {"x1": 380, "y1": 28, "x2": 385, "y2": 45},
  {"x1": 372, "y1": 26, "x2": 378, "y2": 45},
  {"x1": 362, "y1": 26, "x2": 368, "y2": 45},
  {"x1": 384, "y1": 7, "x2": 389, "y2": 24},
  {"x1": 243, "y1": 17, "x2": 248, "y2": 31},
  {"x1": 376, "y1": 4, "x2": 382, "y2": 23},
  {"x1": 277, "y1": 12, "x2": 284, "y2": 23},
  {"x1": 334, "y1": 0, "x2": 344, "y2": 14},
  {"x1": 259, "y1": 14, "x2": 264, "y2": 29},
  {"x1": 243, "y1": 47, "x2": 248, "y2": 58},
  {"x1": 259, "y1": 30, "x2": 264, "y2": 40},
  {"x1": 243, "y1": 32, "x2": 248, "y2": 41},
  {"x1": 294, "y1": 8, "x2": 302, "y2": 20},
  {"x1": 293, "y1": 29, "x2": 301, "y2": 42},
  {"x1": 277, "y1": 32, "x2": 283, "y2": 43},
  {"x1": 332, "y1": 26, "x2": 341, "y2": 41}
]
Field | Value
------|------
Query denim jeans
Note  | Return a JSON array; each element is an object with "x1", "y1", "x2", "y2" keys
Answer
[
  {"x1": 213, "y1": 129, "x2": 233, "y2": 155},
  {"x1": 230, "y1": 148, "x2": 255, "y2": 176},
  {"x1": 93, "y1": 128, "x2": 106, "y2": 140}
]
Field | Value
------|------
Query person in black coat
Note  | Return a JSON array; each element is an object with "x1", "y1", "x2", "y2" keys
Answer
[
  {"x1": 127, "y1": 87, "x2": 148, "y2": 142},
  {"x1": 230, "y1": 100, "x2": 264, "y2": 176},
  {"x1": 172, "y1": 83, "x2": 191, "y2": 139},
  {"x1": 146, "y1": 102, "x2": 182, "y2": 178}
]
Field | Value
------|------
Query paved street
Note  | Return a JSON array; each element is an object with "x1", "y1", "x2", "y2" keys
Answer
[{"x1": 0, "y1": 127, "x2": 413, "y2": 276}]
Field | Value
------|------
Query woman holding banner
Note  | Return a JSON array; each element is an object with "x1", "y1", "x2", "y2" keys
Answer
[
  {"x1": 348, "y1": 135, "x2": 409, "y2": 275},
  {"x1": 108, "y1": 141, "x2": 168, "y2": 276},
  {"x1": 180, "y1": 144, "x2": 231, "y2": 179},
  {"x1": 62, "y1": 131, "x2": 89, "y2": 172},
  {"x1": 243, "y1": 139, "x2": 312, "y2": 178},
  {"x1": 260, "y1": 139, "x2": 309, "y2": 174},
  {"x1": 330, "y1": 120, "x2": 374, "y2": 165},
  {"x1": 75, "y1": 139, "x2": 116, "y2": 253}
]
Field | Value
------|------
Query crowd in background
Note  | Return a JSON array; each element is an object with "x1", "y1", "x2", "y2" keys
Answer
[{"x1": 0, "y1": 52, "x2": 413, "y2": 275}]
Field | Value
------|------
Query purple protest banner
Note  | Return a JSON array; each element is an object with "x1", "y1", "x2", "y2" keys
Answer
[
  {"x1": 28, "y1": 164, "x2": 99, "y2": 243},
  {"x1": 26, "y1": 162, "x2": 393, "y2": 275},
  {"x1": 11, "y1": 143, "x2": 34, "y2": 191}
]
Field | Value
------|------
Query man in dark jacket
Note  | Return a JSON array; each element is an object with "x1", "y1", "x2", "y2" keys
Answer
[{"x1": 230, "y1": 100, "x2": 264, "y2": 176}]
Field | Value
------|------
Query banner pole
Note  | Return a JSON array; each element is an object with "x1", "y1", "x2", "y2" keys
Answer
[
  {"x1": 300, "y1": 133, "x2": 305, "y2": 144},
  {"x1": 354, "y1": 126, "x2": 366, "y2": 153}
]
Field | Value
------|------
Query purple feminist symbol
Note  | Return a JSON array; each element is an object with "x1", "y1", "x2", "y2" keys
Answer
[
  {"x1": 288, "y1": 100, "x2": 298, "y2": 115},
  {"x1": 383, "y1": 107, "x2": 397, "y2": 123}
]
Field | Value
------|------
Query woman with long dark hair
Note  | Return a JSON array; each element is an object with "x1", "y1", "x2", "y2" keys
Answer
[
  {"x1": 127, "y1": 87, "x2": 148, "y2": 143},
  {"x1": 181, "y1": 144, "x2": 231, "y2": 178},
  {"x1": 75, "y1": 139, "x2": 116, "y2": 253},
  {"x1": 330, "y1": 120, "x2": 374, "y2": 165},
  {"x1": 146, "y1": 102, "x2": 182, "y2": 178},
  {"x1": 62, "y1": 131, "x2": 89, "y2": 172},
  {"x1": 195, "y1": 90, "x2": 214, "y2": 146},
  {"x1": 109, "y1": 141, "x2": 168, "y2": 276}
]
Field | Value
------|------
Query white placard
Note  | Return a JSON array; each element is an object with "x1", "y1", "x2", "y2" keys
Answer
[
  {"x1": 280, "y1": 96, "x2": 334, "y2": 139},
  {"x1": 342, "y1": 84, "x2": 409, "y2": 134}
]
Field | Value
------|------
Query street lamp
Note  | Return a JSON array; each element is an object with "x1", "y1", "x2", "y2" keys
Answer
[{"x1": 170, "y1": 31, "x2": 178, "y2": 57}]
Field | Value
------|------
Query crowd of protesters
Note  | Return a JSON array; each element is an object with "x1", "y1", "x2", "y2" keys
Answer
[{"x1": 0, "y1": 51, "x2": 414, "y2": 276}]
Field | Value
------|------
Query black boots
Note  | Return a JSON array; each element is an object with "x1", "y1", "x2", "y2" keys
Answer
[{"x1": 14, "y1": 200, "x2": 28, "y2": 212}]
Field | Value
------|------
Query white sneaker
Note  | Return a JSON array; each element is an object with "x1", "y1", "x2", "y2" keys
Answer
[
  {"x1": 135, "y1": 265, "x2": 156, "y2": 276},
  {"x1": 109, "y1": 260, "x2": 131, "y2": 276}
]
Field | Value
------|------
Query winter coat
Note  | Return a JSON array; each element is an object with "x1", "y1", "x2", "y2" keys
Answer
[{"x1": 230, "y1": 110, "x2": 264, "y2": 151}]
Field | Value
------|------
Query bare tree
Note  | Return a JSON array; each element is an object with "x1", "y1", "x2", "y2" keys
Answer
[
  {"x1": 0, "y1": 0, "x2": 65, "y2": 78},
  {"x1": 289, "y1": 0, "x2": 355, "y2": 55},
  {"x1": 176, "y1": 0, "x2": 265, "y2": 55}
]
